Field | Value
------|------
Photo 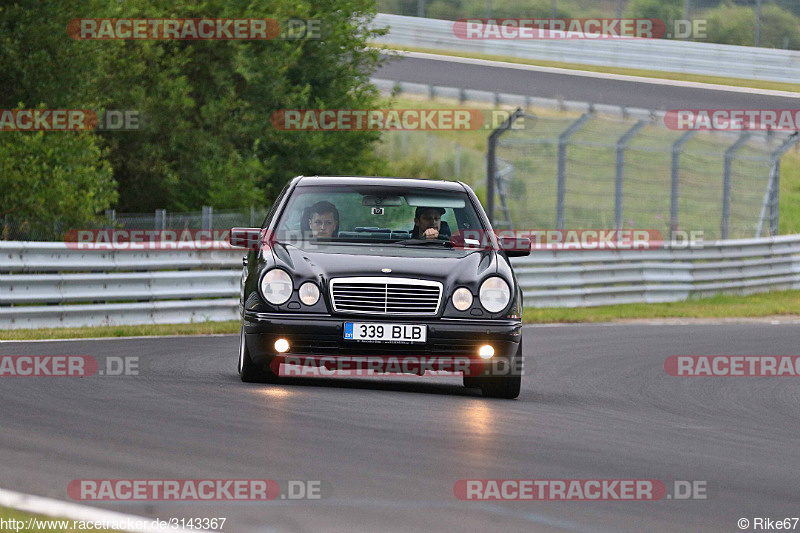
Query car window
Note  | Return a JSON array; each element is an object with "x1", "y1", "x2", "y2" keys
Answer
[{"x1": 274, "y1": 185, "x2": 483, "y2": 243}]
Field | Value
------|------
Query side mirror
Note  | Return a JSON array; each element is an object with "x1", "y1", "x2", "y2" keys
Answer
[
  {"x1": 230, "y1": 227, "x2": 263, "y2": 250},
  {"x1": 498, "y1": 237, "x2": 531, "y2": 257}
]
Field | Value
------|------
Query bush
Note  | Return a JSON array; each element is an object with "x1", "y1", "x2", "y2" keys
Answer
[
  {"x1": 0, "y1": 126, "x2": 117, "y2": 239},
  {"x1": 702, "y1": 3, "x2": 800, "y2": 49}
]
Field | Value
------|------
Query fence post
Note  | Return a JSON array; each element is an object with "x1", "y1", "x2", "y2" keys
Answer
[
  {"x1": 104, "y1": 209, "x2": 116, "y2": 229},
  {"x1": 556, "y1": 113, "x2": 592, "y2": 230},
  {"x1": 486, "y1": 107, "x2": 525, "y2": 226},
  {"x1": 756, "y1": 132, "x2": 800, "y2": 237},
  {"x1": 202, "y1": 206, "x2": 213, "y2": 231},
  {"x1": 615, "y1": 120, "x2": 647, "y2": 230},
  {"x1": 155, "y1": 209, "x2": 166, "y2": 231},
  {"x1": 250, "y1": 205, "x2": 256, "y2": 227},
  {"x1": 670, "y1": 130, "x2": 697, "y2": 236},
  {"x1": 721, "y1": 132, "x2": 751, "y2": 239}
]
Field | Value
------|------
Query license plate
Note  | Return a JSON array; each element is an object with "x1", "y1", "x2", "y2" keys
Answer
[{"x1": 344, "y1": 323, "x2": 426, "y2": 343}]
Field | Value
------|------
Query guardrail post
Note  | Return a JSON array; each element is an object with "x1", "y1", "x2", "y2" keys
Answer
[
  {"x1": 615, "y1": 120, "x2": 647, "y2": 230},
  {"x1": 557, "y1": 113, "x2": 592, "y2": 230},
  {"x1": 486, "y1": 107, "x2": 525, "y2": 226},
  {"x1": 721, "y1": 132, "x2": 751, "y2": 239},
  {"x1": 670, "y1": 130, "x2": 697, "y2": 236}
]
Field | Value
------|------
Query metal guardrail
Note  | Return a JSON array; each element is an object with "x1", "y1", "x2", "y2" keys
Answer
[
  {"x1": 516, "y1": 235, "x2": 800, "y2": 307},
  {"x1": 1, "y1": 236, "x2": 799, "y2": 328},
  {"x1": 0, "y1": 242, "x2": 244, "y2": 329},
  {"x1": 372, "y1": 14, "x2": 800, "y2": 84}
]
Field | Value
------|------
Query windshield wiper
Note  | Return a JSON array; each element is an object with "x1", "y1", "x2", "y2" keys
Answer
[{"x1": 395, "y1": 238, "x2": 453, "y2": 247}]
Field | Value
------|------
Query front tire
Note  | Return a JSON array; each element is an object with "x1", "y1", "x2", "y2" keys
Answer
[{"x1": 238, "y1": 325, "x2": 277, "y2": 383}]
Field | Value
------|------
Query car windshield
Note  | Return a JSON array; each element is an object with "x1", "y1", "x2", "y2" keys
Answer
[{"x1": 273, "y1": 184, "x2": 485, "y2": 245}]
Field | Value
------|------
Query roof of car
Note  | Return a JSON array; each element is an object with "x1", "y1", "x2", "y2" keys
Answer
[{"x1": 294, "y1": 176, "x2": 467, "y2": 191}]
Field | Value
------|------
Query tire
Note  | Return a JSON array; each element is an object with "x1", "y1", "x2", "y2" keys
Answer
[
  {"x1": 238, "y1": 325, "x2": 278, "y2": 384},
  {"x1": 463, "y1": 376, "x2": 480, "y2": 388},
  {"x1": 479, "y1": 340, "x2": 523, "y2": 399}
]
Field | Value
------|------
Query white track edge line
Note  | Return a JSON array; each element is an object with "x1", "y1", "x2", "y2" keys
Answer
[
  {"x1": 0, "y1": 333, "x2": 236, "y2": 343},
  {"x1": 0, "y1": 487, "x2": 213, "y2": 532}
]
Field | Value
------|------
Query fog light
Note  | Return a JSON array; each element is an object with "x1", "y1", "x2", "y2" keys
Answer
[
  {"x1": 478, "y1": 345, "x2": 494, "y2": 359},
  {"x1": 274, "y1": 338, "x2": 290, "y2": 353}
]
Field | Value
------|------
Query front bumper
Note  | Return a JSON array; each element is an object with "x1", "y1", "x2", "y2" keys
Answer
[{"x1": 243, "y1": 311, "x2": 522, "y2": 377}]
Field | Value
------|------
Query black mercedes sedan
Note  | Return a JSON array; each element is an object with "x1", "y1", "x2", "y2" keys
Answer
[{"x1": 231, "y1": 176, "x2": 530, "y2": 398}]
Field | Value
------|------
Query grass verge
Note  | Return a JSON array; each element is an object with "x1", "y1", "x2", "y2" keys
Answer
[
  {"x1": 0, "y1": 321, "x2": 240, "y2": 341},
  {"x1": 0, "y1": 506, "x2": 115, "y2": 532},
  {"x1": 377, "y1": 44, "x2": 800, "y2": 94},
  {"x1": 523, "y1": 289, "x2": 800, "y2": 323}
]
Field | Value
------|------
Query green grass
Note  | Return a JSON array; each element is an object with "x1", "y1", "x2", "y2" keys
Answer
[
  {"x1": 0, "y1": 506, "x2": 115, "y2": 532},
  {"x1": 377, "y1": 44, "x2": 800, "y2": 94},
  {"x1": 0, "y1": 321, "x2": 240, "y2": 341},
  {"x1": 523, "y1": 289, "x2": 800, "y2": 323},
  {"x1": 376, "y1": 95, "x2": 800, "y2": 237}
]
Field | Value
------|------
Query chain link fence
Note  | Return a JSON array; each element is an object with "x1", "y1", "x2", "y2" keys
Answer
[
  {"x1": 376, "y1": 129, "x2": 487, "y2": 188},
  {"x1": 1, "y1": 206, "x2": 269, "y2": 242},
  {"x1": 492, "y1": 111, "x2": 799, "y2": 239}
]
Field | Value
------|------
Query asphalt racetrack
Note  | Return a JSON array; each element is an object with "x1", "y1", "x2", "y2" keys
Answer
[
  {"x1": 376, "y1": 53, "x2": 800, "y2": 111},
  {"x1": 2, "y1": 323, "x2": 799, "y2": 532}
]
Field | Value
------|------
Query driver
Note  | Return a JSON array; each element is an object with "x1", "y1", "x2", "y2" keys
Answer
[
  {"x1": 307, "y1": 201, "x2": 339, "y2": 238},
  {"x1": 412, "y1": 206, "x2": 446, "y2": 240}
]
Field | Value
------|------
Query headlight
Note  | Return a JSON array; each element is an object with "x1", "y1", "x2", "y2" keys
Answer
[
  {"x1": 259, "y1": 269, "x2": 293, "y2": 305},
  {"x1": 479, "y1": 276, "x2": 511, "y2": 313},
  {"x1": 452, "y1": 287, "x2": 473, "y2": 311},
  {"x1": 299, "y1": 282, "x2": 320, "y2": 306}
]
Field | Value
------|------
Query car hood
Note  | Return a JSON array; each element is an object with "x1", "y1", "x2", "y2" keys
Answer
[{"x1": 267, "y1": 242, "x2": 498, "y2": 291}]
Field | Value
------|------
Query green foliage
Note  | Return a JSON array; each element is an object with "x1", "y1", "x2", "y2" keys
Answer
[
  {"x1": 703, "y1": 3, "x2": 800, "y2": 49},
  {"x1": 624, "y1": 0, "x2": 682, "y2": 22},
  {"x1": 0, "y1": 0, "x2": 388, "y2": 218},
  {"x1": 0, "y1": 126, "x2": 117, "y2": 238}
]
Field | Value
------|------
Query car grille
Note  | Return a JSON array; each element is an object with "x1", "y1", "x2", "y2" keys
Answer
[{"x1": 329, "y1": 277, "x2": 443, "y2": 316}]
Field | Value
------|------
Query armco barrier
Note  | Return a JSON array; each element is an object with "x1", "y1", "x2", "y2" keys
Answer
[
  {"x1": 515, "y1": 235, "x2": 800, "y2": 307},
  {"x1": 0, "y1": 241, "x2": 244, "y2": 329},
  {"x1": 372, "y1": 14, "x2": 800, "y2": 84},
  {"x1": 1, "y1": 236, "x2": 799, "y2": 329}
]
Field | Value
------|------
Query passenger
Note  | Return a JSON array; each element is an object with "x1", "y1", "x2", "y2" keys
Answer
[{"x1": 306, "y1": 201, "x2": 339, "y2": 238}]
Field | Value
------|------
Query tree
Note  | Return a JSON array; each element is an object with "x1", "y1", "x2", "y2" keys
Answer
[
  {"x1": 0, "y1": 127, "x2": 116, "y2": 239},
  {"x1": 702, "y1": 3, "x2": 800, "y2": 49},
  {"x1": 1, "y1": 0, "x2": 388, "y2": 216},
  {"x1": 625, "y1": 0, "x2": 683, "y2": 29}
]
